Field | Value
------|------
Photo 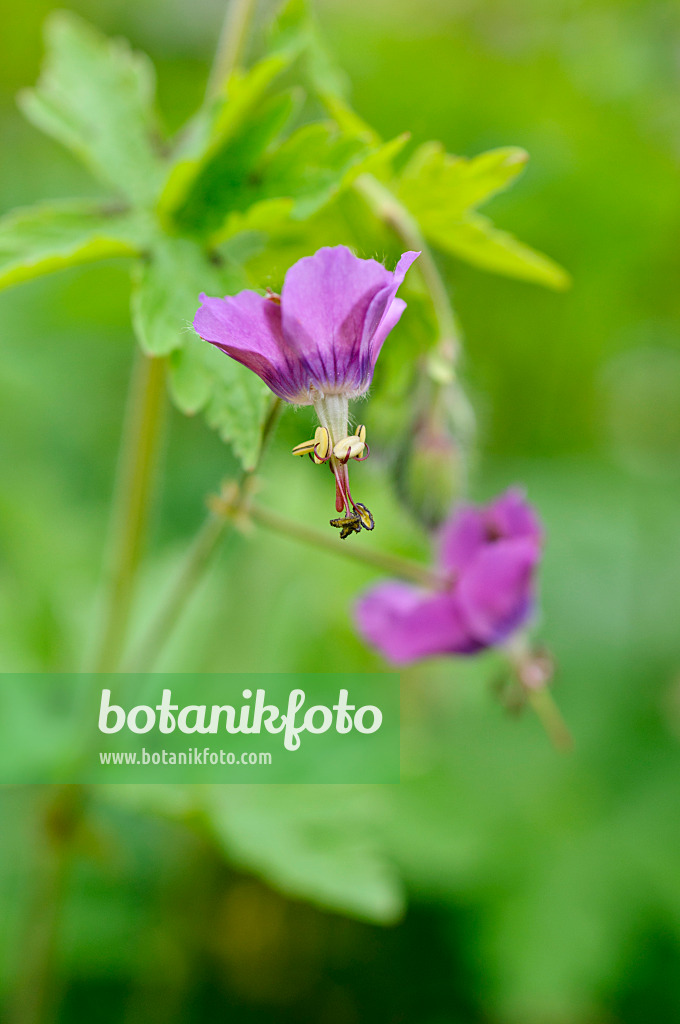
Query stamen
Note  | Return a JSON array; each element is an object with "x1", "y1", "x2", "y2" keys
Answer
[
  {"x1": 333, "y1": 435, "x2": 366, "y2": 462},
  {"x1": 312, "y1": 425, "x2": 331, "y2": 464},
  {"x1": 292, "y1": 438, "x2": 316, "y2": 456}
]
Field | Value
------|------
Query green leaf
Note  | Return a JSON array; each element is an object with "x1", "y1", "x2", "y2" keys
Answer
[
  {"x1": 170, "y1": 91, "x2": 298, "y2": 236},
  {"x1": 130, "y1": 237, "x2": 269, "y2": 468},
  {"x1": 18, "y1": 12, "x2": 164, "y2": 206},
  {"x1": 270, "y1": 0, "x2": 350, "y2": 99},
  {"x1": 157, "y1": 55, "x2": 292, "y2": 222},
  {"x1": 205, "y1": 786, "x2": 405, "y2": 924},
  {"x1": 0, "y1": 200, "x2": 143, "y2": 289},
  {"x1": 244, "y1": 121, "x2": 372, "y2": 220},
  {"x1": 396, "y1": 142, "x2": 570, "y2": 289},
  {"x1": 206, "y1": 122, "x2": 394, "y2": 247},
  {"x1": 437, "y1": 213, "x2": 571, "y2": 289},
  {"x1": 398, "y1": 142, "x2": 530, "y2": 219}
]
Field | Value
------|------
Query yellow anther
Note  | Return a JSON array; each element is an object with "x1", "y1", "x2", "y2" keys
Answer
[
  {"x1": 312, "y1": 425, "x2": 330, "y2": 464},
  {"x1": 292, "y1": 426, "x2": 331, "y2": 462},
  {"x1": 333, "y1": 435, "x2": 366, "y2": 461},
  {"x1": 292, "y1": 438, "x2": 316, "y2": 456},
  {"x1": 356, "y1": 424, "x2": 367, "y2": 443}
]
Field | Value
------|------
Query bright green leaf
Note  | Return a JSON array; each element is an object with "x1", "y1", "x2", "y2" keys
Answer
[
  {"x1": 398, "y1": 142, "x2": 530, "y2": 219},
  {"x1": 157, "y1": 55, "x2": 291, "y2": 222},
  {"x1": 170, "y1": 91, "x2": 298, "y2": 236},
  {"x1": 270, "y1": 0, "x2": 350, "y2": 99},
  {"x1": 438, "y1": 213, "x2": 571, "y2": 289},
  {"x1": 18, "y1": 12, "x2": 165, "y2": 206},
  {"x1": 396, "y1": 142, "x2": 570, "y2": 289},
  {"x1": 206, "y1": 122, "x2": 384, "y2": 245},
  {"x1": 0, "y1": 200, "x2": 143, "y2": 289}
]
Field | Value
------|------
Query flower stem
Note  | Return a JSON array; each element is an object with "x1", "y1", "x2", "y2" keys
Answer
[
  {"x1": 88, "y1": 351, "x2": 167, "y2": 673},
  {"x1": 124, "y1": 398, "x2": 282, "y2": 671},
  {"x1": 206, "y1": 0, "x2": 258, "y2": 100},
  {"x1": 354, "y1": 173, "x2": 463, "y2": 375},
  {"x1": 527, "y1": 687, "x2": 574, "y2": 752},
  {"x1": 246, "y1": 501, "x2": 444, "y2": 589}
]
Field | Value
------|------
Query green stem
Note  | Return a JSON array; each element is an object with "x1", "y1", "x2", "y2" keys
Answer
[
  {"x1": 206, "y1": 0, "x2": 258, "y2": 100},
  {"x1": 355, "y1": 173, "x2": 462, "y2": 373},
  {"x1": 248, "y1": 502, "x2": 444, "y2": 588},
  {"x1": 125, "y1": 398, "x2": 282, "y2": 671},
  {"x1": 88, "y1": 351, "x2": 167, "y2": 673},
  {"x1": 527, "y1": 688, "x2": 574, "y2": 753}
]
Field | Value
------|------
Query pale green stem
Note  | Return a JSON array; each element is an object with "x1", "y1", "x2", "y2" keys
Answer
[
  {"x1": 206, "y1": 0, "x2": 258, "y2": 100},
  {"x1": 87, "y1": 351, "x2": 167, "y2": 673},
  {"x1": 124, "y1": 398, "x2": 282, "y2": 671},
  {"x1": 247, "y1": 501, "x2": 444, "y2": 588},
  {"x1": 354, "y1": 173, "x2": 463, "y2": 373},
  {"x1": 527, "y1": 688, "x2": 574, "y2": 753}
]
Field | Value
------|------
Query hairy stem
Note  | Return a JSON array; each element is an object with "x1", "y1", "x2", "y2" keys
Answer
[
  {"x1": 206, "y1": 0, "x2": 258, "y2": 99},
  {"x1": 88, "y1": 351, "x2": 166, "y2": 673}
]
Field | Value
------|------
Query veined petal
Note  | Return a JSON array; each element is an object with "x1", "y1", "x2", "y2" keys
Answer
[
  {"x1": 194, "y1": 291, "x2": 306, "y2": 402},
  {"x1": 355, "y1": 582, "x2": 480, "y2": 665},
  {"x1": 280, "y1": 245, "x2": 418, "y2": 395}
]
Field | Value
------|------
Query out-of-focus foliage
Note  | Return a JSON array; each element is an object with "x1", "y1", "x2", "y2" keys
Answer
[{"x1": 1, "y1": 0, "x2": 680, "y2": 1021}]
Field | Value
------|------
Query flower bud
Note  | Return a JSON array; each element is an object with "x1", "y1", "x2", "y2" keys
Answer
[{"x1": 394, "y1": 382, "x2": 475, "y2": 529}]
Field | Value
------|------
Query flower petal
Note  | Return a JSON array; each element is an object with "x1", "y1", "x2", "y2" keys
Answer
[
  {"x1": 194, "y1": 291, "x2": 307, "y2": 402},
  {"x1": 367, "y1": 297, "x2": 406, "y2": 372},
  {"x1": 455, "y1": 538, "x2": 540, "y2": 645},
  {"x1": 485, "y1": 487, "x2": 543, "y2": 544},
  {"x1": 355, "y1": 582, "x2": 480, "y2": 665},
  {"x1": 439, "y1": 487, "x2": 542, "y2": 574},
  {"x1": 280, "y1": 246, "x2": 418, "y2": 394}
]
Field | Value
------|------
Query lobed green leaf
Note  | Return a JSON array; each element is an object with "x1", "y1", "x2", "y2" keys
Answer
[
  {"x1": 397, "y1": 142, "x2": 570, "y2": 289},
  {"x1": 435, "y1": 213, "x2": 571, "y2": 289},
  {"x1": 157, "y1": 55, "x2": 292, "y2": 223},
  {"x1": 0, "y1": 200, "x2": 144, "y2": 289},
  {"x1": 18, "y1": 12, "x2": 165, "y2": 206}
]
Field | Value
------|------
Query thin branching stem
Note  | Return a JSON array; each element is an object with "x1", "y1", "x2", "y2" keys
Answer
[
  {"x1": 206, "y1": 0, "x2": 258, "y2": 100},
  {"x1": 88, "y1": 351, "x2": 167, "y2": 673},
  {"x1": 125, "y1": 397, "x2": 282, "y2": 671}
]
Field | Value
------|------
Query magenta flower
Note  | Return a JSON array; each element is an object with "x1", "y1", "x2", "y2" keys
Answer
[
  {"x1": 355, "y1": 489, "x2": 543, "y2": 664},
  {"x1": 194, "y1": 245, "x2": 419, "y2": 536}
]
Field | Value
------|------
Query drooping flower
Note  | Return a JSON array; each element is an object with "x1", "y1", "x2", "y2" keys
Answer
[
  {"x1": 354, "y1": 488, "x2": 543, "y2": 664},
  {"x1": 194, "y1": 245, "x2": 419, "y2": 536}
]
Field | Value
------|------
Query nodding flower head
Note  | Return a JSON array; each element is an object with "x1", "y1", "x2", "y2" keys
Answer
[
  {"x1": 194, "y1": 245, "x2": 419, "y2": 537},
  {"x1": 355, "y1": 489, "x2": 543, "y2": 663}
]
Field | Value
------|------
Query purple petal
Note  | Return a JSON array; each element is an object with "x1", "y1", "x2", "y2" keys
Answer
[
  {"x1": 194, "y1": 291, "x2": 306, "y2": 403},
  {"x1": 439, "y1": 487, "x2": 542, "y2": 574},
  {"x1": 355, "y1": 582, "x2": 480, "y2": 665},
  {"x1": 485, "y1": 487, "x2": 543, "y2": 544},
  {"x1": 455, "y1": 538, "x2": 540, "y2": 645},
  {"x1": 439, "y1": 506, "x2": 488, "y2": 575},
  {"x1": 280, "y1": 246, "x2": 419, "y2": 395},
  {"x1": 368, "y1": 298, "x2": 406, "y2": 371}
]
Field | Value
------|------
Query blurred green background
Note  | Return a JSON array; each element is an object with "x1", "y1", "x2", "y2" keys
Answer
[{"x1": 2, "y1": 0, "x2": 680, "y2": 1021}]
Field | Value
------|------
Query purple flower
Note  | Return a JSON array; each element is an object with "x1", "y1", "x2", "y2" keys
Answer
[
  {"x1": 194, "y1": 245, "x2": 419, "y2": 537},
  {"x1": 354, "y1": 489, "x2": 543, "y2": 664}
]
